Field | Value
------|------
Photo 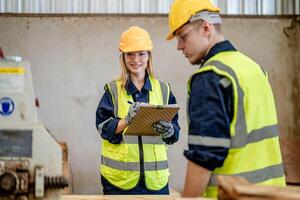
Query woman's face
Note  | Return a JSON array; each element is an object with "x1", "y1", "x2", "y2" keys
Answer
[{"x1": 124, "y1": 51, "x2": 149, "y2": 76}]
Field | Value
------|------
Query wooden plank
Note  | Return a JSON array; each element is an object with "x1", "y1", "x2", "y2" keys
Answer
[
  {"x1": 280, "y1": 136, "x2": 300, "y2": 185},
  {"x1": 59, "y1": 142, "x2": 71, "y2": 194},
  {"x1": 234, "y1": 184, "x2": 300, "y2": 200},
  {"x1": 217, "y1": 175, "x2": 300, "y2": 200},
  {"x1": 60, "y1": 195, "x2": 212, "y2": 200}
]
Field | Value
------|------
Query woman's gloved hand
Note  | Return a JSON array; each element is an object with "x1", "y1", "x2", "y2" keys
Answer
[
  {"x1": 153, "y1": 120, "x2": 174, "y2": 139},
  {"x1": 125, "y1": 102, "x2": 141, "y2": 124}
]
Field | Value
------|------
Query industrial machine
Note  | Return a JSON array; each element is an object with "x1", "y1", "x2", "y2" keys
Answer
[{"x1": 0, "y1": 58, "x2": 68, "y2": 200}]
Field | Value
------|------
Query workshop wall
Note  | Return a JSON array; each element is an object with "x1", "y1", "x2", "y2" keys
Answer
[{"x1": 0, "y1": 15, "x2": 299, "y2": 194}]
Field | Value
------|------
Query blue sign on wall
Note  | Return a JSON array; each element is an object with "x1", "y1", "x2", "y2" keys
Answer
[{"x1": 0, "y1": 97, "x2": 15, "y2": 116}]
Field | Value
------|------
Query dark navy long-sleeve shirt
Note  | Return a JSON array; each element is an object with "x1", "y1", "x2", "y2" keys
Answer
[
  {"x1": 96, "y1": 74, "x2": 180, "y2": 145},
  {"x1": 184, "y1": 40, "x2": 236, "y2": 171}
]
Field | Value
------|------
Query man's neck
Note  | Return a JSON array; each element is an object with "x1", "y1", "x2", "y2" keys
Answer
[{"x1": 205, "y1": 34, "x2": 225, "y2": 58}]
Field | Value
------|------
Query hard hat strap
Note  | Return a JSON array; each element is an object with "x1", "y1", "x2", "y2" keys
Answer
[{"x1": 189, "y1": 11, "x2": 222, "y2": 24}]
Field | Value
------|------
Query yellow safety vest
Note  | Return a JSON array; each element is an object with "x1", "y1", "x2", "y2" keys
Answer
[
  {"x1": 187, "y1": 51, "x2": 286, "y2": 198},
  {"x1": 100, "y1": 76, "x2": 170, "y2": 190}
]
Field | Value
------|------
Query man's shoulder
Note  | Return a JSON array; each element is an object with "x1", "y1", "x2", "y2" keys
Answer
[
  {"x1": 191, "y1": 70, "x2": 232, "y2": 90},
  {"x1": 192, "y1": 70, "x2": 224, "y2": 81}
]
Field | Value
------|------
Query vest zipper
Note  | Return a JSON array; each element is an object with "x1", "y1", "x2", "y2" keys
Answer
[{"x1": 138, "y1": 136, "x2": 144, "y2": 177}]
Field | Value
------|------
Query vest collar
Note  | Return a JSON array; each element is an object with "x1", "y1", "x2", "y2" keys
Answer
[{"x1": 200, "y1": 40, "x2": 237, "y2": 67}]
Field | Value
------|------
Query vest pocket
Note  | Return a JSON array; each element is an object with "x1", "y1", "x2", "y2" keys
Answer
[
  {"x1": 145, "y1": 170, "x2": 169, "y2": 190},
  {"x1": 107, "y1": 145, "x2": 128, "y2": 162},
  {"x1": 102, "y1": 165, "x2": 127, "y2": 180},
  {"x1": 103, "y1": 145, "x2": 129, "y2": 180}
]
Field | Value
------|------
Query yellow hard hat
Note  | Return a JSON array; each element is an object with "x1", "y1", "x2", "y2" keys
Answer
[
  {"x1": 166, "y1": 0, "x2": 220, "y2": 40},
  {"x1": 119, "y1": 26, "x2": 153, "y2": 52}
]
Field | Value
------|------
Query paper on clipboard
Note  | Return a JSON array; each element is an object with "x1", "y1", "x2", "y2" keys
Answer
[{"x1": 123, "y1": 103, "x2": 180, "y2": 136}]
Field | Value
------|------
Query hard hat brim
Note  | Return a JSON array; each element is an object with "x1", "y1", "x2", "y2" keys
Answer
[{"x1": 166, "y1": 32, "x2": 175, "y2": 41}]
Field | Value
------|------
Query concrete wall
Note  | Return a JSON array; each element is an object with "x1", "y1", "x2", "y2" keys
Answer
[{"x1": 0, "y1": 14, "x2": 299, "y2": 194}]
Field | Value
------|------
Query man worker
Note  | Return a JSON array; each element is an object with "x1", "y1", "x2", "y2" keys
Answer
[{"x1": 166, "y1": 0, "x2": 286, "y2": 198}]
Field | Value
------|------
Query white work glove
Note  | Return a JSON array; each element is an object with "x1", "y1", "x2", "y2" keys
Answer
[
  {"x1": 125, "y1": 102, "x2": 141, "y2": 124},
  {"x1": 153, "y1": 120, "x2": 174, "y2": 139}
]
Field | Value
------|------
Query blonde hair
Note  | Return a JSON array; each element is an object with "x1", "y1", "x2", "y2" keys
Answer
[{"x1": 118, "y1": 51, "x2": 154, "y2": 88}]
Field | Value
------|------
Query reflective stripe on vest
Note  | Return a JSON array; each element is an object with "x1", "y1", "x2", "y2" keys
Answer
[
  {"x1": 106, "y1": 80, "x2": 118, "y2": 117},
  {"x1": 123, "y1": 135, "x2": 164, "y2": 144},
  {"x1": 189, "y1": 124, "x2": 278, "y2": 149},
  {"x1": 159, "y1": 81, "x2": 170, "y2": 105},
  {"x1": 102, "y1": 156, "x2": 168, "y2": 171},
  {"x1": 97, "y1": 117, "x2": 114, "y2": 135},
  {"x1": 189, "y1": 135, "x2": 230, "y2": 148},
  {"x1": 208, "y1": 163, "x2": 284, "y2": 186}
]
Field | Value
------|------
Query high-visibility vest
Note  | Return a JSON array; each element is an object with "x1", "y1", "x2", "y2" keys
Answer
[
  {"x1": 187, "y1": 51, "x2": 286, "y2": 198},
  {"x1": 100, "y1": 76, "x2": 170, "y2": 190}
]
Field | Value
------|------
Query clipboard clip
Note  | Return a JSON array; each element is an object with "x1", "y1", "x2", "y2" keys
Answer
[{"x1": 156, "y1": 105, "x2": 164, "y2": 109}]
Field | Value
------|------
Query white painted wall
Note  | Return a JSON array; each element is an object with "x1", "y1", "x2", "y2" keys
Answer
[{"x1": 0, "y1": 15, "x2": 298, "y2": 194}]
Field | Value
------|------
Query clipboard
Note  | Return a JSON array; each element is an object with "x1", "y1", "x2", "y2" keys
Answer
[{"x1": 123, "y1": 103, "x2": 180, "y2": 136}]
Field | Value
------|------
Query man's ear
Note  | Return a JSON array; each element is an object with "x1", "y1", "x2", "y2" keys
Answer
[{"x1": 202, "y1": 21, "x2": 213, "y2": 36}]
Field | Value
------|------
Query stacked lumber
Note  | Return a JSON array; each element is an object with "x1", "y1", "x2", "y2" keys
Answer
[{"x1": 217, "y1": 176, "x2": 300, "y2": 200}]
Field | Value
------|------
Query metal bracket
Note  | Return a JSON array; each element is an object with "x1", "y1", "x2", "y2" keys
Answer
[
  {"x1": 283, "y1": 17, "x2": 300, "y2": 38},
  {"x1": 34, "y1": 166, "x2": 45, "y2": 198}
]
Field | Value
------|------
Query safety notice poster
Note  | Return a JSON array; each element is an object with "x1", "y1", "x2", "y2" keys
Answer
[{"x1": 0, "y1": 67, "x2": 25, "y2": 93}]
